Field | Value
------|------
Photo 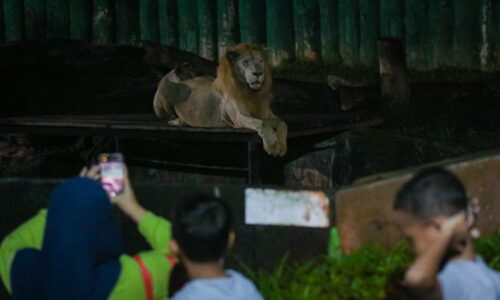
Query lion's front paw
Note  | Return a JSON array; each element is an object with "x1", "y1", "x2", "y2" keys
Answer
[
  {"x1": 276, "y1": 139, "x2": 287, "y2": 157},
  {"x1": 260, "y1": 125, "x2": 286, "y2": 157},
  {"x1": 263, "y1": 139, "x2": 281, "y2": 157},
  {"x1": 276, "y1": 122, "x2": 288, "y2": 157}
]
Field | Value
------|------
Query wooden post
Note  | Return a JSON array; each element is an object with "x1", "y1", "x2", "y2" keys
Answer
[
  {"x1": 429, "y1": 0, "x2": 453, "y2": 67},
  {"x1": 405, "y1": 0, "x2": 429, "y2": 69},
  {"x1": 378, "y1": 38, "x2": 411, "y2": 115},
  {"x1": 217, "y1": 0, "x2": 238, "y2": 57},
  {"x1": 453, "y1": 0, "x2": 480, "y2": 69},
  {"x1": 359, "y1": 0, "x2": 379, "y2": 66},
  {"x1": 70, "y1": 0, "x2": 91, "y2": 41},
  {"x1": 338, "y1": 0, "x2": 359, "y2": 65},
  {"x1": 25, "y1": 0, "x2": 46, "y2": 39},
  {"x1": 266, "y1": 0, "x2": 294, "y2": 66},
  {"x1": 46, "y1": 0, "x2": 69, "y2": 38},
  {"x1": 319, "y1": 0, "x2": 339, "y2": 63},
  {"x1": 115, "y1": 0, "x2": 139, "y2": 44},
  {"x1": 139, "y1": 0, "x2": 159, "y2": 42},
  {"x1": 178, "y1": 0, "x2": 198, "y2": 54},
  {"x1": 293, "y1": 0, "x2": 320, "y2": 61},
  {"x1": 159, "y1": 0, "x2": 178, "y2": 47},
  {"x1": 4, "y1": 0, "x2": 24, "y2": 41},
  {"x1": 239, "y1": 0, "x2": 265, "y2": 45},
  {"x1": 380, "y1": 0, "x2": 404, "y2": 38},
  {"x1": 93, "y1": 0, "x2": 114, "y2": 44},
  {"x1": 197, "y1": 0, "x2": 216, "y2": 60}
]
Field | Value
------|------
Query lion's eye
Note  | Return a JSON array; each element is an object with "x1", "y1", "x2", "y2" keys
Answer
[{"x1": 242, "y1": 60, "x2": 250, "y2": 66}]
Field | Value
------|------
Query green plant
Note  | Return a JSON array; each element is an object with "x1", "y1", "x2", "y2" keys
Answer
[
  {"x1": 475, "y1": 230, "x2": 500, "y2": 270},
  {"x1": 247, "y1": 243, "x2": 411, "y2": 300},
  {"x1": 245, "y1": 230, "x2": 500, "y2": 300}
]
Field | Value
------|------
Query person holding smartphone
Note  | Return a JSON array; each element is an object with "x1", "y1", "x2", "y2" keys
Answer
[{"x1": 0, "y1": 155, "x2": 176, "y2": 300}]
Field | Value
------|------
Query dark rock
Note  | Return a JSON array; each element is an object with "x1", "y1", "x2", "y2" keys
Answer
[
  {"x1": 285, "y1": 129, "x2": 471, "y2": 188},
  {"x1": 0, "y1": 40, "x2": 157, "y2": 117},
  {"x1": 0, "y1": 40, "x2": 334, "y2": 117}
]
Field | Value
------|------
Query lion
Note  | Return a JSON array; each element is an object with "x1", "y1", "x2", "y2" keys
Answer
[{"x1": 153, "y1": 43, "x2": 287, "y2": 157}]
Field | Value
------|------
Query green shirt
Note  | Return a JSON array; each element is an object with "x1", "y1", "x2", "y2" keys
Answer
[{"x1": 0, "y1": 209, "x2": 173, "y2": 300}]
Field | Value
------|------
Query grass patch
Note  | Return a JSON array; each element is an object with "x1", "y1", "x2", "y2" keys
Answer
[{"x1": 245, "y1": 231, "x2": 500, "y2": 300}]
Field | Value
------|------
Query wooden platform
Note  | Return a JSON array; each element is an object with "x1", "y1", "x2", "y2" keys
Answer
[
  {"x1": 0, "y1": 113, "x2": 382, "y2": 184},
  {"x1": 0, "y1": 113, "x2": 381, "y2": 139}
]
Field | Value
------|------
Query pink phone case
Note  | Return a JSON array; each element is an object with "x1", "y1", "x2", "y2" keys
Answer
[{"x1": 99, "y1": 153, "x2": 125, "y2": 197}]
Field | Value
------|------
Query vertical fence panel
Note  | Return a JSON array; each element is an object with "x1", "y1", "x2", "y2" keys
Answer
[
  {"x1": 480, "y1": 0, "x2": 494, "y2": 70},
  {"x1": 319, "y1": 0, "x2": 339, "y2": 63},
  {"x1": 429, "y1": 0, "x2": 453, "y2": 67},
  {"x1": 25, "y1": 0, "x2": 45, "y2": 39},
  {"x1": 338, "y1": 0, "x2": 359, "y2": 65},
  {"x1": 159, "y1": 0, "x2": 178, "y2": 47},
  {"x1": 116, "y1": 0, "x2": 139, "y2": 44},
  {"x1": 405, "y1": 0, "x2": 429, "y2": 68},
  {"x1": 139, "y1": 0, "x2": 159, "y2": 42},
  {"x1": 0, "y1": 0, "x2": 4, "y2": 42},
  {"x1": 267, "y1": 0, "x2": 294, "y2": 66},
  {"x1": 197, "y1": 0, "x2": 216, "y2": 59},
  {"x1": 380, "y1": 0, "x2": 404, "y2": 38},
  {"x1": 178, "y1": 0, "x2": 198, "y2": 53},
  {"x1": 359, "y1": 0, "x2": 379, "y2": 66},
  {"x1": 93, "y1": 0, "x2": 114, "y2": 44},
  {"x1": 217, "y1": 0, "x2": 238, "y2": 56},
  {"x1": 494, "y1": 0, "x2": 500, "y2": 65},
  {"x1": 70, "y1": 0, "x2": 91, "y2": 41},
  {"x1": 47, "y1": 0, "x2": 69, "y2": 38},
  {"x1": 239, "y1": 0, "x2": 265, "y2": 45},
  {"x1": 453, "y1": 0, "x2": 480, "y2": 68},
  {"x1": 0, "y1": 0, "x2": 498, "y2": 70},
  {"x1": 4, "y1": 0, "x2": 24, "y2": 41},
  {"x1": 293, "y1": 0, "x2": 320, "y2": 61}
]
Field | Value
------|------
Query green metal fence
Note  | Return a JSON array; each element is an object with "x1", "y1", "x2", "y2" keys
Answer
[{"x1": 0, "y1": 0, "x2": 499, "y2": 69}]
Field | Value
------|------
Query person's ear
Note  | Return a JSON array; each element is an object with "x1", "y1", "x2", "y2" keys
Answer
[
  {"x1": 169, "y1": 240, "x2": 180, "y2": 257},
  {"x1": 468, "y1": 198, "x2": 481, "y2": 239},
  {"x1": 227, "y1": 231, "x2": 235, "y2": 250},
  {"x1": 426, "y1": 218, "x2": 443, "y2": 235}
]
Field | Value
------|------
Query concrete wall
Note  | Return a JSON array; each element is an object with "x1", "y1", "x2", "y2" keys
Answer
[{"x1": 336, "y1": 149, "x2": 500, "y2": 253}]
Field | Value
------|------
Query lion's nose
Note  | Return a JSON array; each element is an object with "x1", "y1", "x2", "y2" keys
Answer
[{"x1": 252, "y1": 72, "x2": 263, "y2": 77}]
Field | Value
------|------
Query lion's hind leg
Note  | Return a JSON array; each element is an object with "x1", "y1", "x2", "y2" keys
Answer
[
  {"x1": 168, "y1": 118, "x2": 185, "y2": 126},
  {"x1": 153, "y1": 75, "x2": 193, "y2": 120}
]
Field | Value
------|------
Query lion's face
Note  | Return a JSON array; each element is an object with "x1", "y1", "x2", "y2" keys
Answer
[{"x1": 227, "y1": 49, "x2": 267, "y2": 91}]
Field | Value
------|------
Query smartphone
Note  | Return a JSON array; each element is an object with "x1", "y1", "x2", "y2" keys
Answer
[{"x1": 99, "y1": 153, "x2": 125, "y2": 198}]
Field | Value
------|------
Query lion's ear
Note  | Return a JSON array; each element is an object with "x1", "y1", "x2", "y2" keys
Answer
[{"x1": 226, "y1": 50, "x2": 239, "y2": 63}]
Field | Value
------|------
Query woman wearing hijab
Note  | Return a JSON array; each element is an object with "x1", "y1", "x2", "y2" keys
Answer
[{"x1": 0, "y1": 166, "x2": 175, "y2": 300}]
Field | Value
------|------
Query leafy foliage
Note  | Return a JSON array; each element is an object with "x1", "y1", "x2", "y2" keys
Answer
[
  {"x1": 475, "y1": 230, "x2": 500, "y2": 270},
  {"x1": 246, "y1": 231, "x2": 500, "y2": 300}
]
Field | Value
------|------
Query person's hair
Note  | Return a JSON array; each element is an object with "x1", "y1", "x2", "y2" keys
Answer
[
  {"x1": 394, "y1": 167, "x2": 468, "y2": 220},
  {"x1": 172, "y1": 194, "x2": 233, "y2": 263}
]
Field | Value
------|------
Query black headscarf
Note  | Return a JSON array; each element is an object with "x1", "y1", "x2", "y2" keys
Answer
[{"x1": 11, "y1": 177, "x2": 125, "y2": 299}]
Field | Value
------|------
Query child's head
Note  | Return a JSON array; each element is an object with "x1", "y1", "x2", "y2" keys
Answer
[
  {"x1": 393, "y1": 167, "x2": 469, "y2": 254},
  {"x1": 171, "y1": 194, "x2": 234, "y2": 263}
]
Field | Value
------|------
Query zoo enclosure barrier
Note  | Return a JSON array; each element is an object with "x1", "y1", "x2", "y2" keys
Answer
[{"x1": 0, "y1": 0, "x2": 499, "y2": 69}]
